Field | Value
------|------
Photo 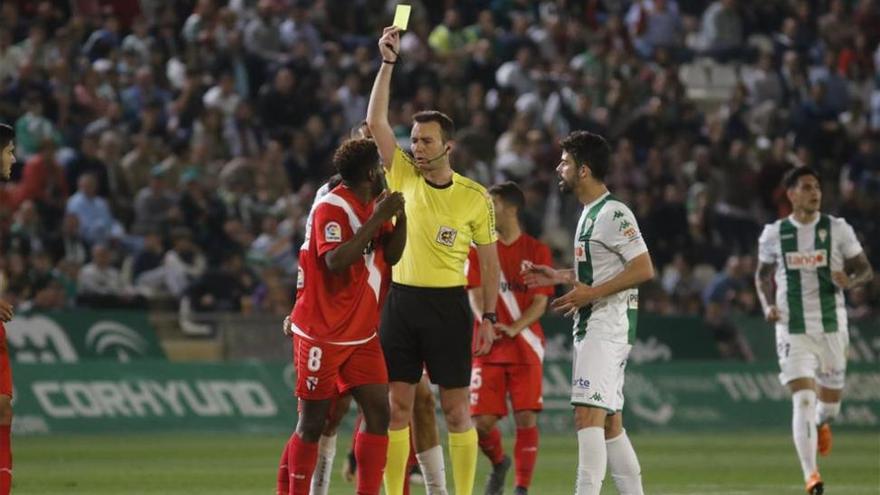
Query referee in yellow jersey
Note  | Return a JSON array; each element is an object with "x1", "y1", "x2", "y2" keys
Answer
[{"x1": 367, "y1": 26, "x2": 501, "y2": 495}]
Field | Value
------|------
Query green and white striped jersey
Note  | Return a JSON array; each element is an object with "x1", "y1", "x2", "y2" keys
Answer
[
  {"x1": 758, "y1": 214, "x2": 863, "y2": 335},
  {"x1": 572, "y1": 192, "x2": 649, "y2": 344}
]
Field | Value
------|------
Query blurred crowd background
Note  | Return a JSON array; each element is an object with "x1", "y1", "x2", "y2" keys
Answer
[{"x1": 0, "y1": 0, "x2": 877, "y2": 330}]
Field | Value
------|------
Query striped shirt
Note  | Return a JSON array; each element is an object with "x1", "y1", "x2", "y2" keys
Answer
[
  {"x1": 758, "y1": 214, "x2": 863, "y2": 335},
  {"x1": 572, "y1": 192, "x2": 648, "y2": 344}
]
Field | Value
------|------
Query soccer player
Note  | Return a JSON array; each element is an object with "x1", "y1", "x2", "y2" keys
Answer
[
  {"x1": 465, "y1": 182, "x2": 552, "y2": 495},
  {"x1": 754, "y1": 166, "x2": 873, "y2": 495},
  {"x1": 367, "y1": 26, "x2": 501, "y2": 495},
  {"x1": 522, "y1": 131, "x2": 653, "y2": 495},
  {"x1": 0, "y1": 123, "x2": 17, "y2": 495},
  {"x1": 285, "y1": 138, "x2": 406, "y2": 495}
]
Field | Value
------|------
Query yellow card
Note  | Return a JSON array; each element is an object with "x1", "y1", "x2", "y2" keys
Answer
[{"x1": 393, "y1": 4, "x2": 411, "y2": 30}]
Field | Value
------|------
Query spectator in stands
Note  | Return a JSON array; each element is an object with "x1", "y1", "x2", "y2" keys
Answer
[
  {"x1": 627, "y1": 0, "x2": 684, "y2": 59},
  {"x1": 162, "y1": 227, "x2": 206, "y2": 298},
  {"x1": 65, "y1": 173, "x2": 124, "y2": 246},
  {"x1": 132, "y1": 166, "x2": 180, "y2": 236},
  {"x1": 702, "y1": 255, "x2": 755, "y2": 361},
  {"x1": 185, "y1": 252, "x2": 256, "y2": 312},
  {"x1": 43, "y1": 213, "x2": 88, "y2": 265},
  {"x1": 77, "y1": 243, "x2": 146, "y2": 309},
  {"x1": 698, "y1": 0, "x2": 745, "y2": 61},
  {"x1": 65, "y1": 131, "x2": 110, "y2": 196}
]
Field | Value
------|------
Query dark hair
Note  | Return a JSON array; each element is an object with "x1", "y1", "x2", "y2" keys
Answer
[
  {"x1": 559, "y1": 131, "x2": 612, "y2": 181},
  {"x1": 488, "y1": 181, "x2": 525, "y2": 212},
  {"x1": 783, "y1": 166, "x2": 821, "y2": 189},
  {"x1": 0, "y1": 124, "x2": 13, "y2": 149},
  {"x1": 413, "y1": 111, "x2": 455, "y2": 142},
  {"x1": 333, "y1": 138, "x2": 379, "y2": 184}
]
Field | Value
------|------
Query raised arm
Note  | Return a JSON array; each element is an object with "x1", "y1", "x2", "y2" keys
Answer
[{"x1": 366, "y1": 27, "x2": 402, "y2": 167}]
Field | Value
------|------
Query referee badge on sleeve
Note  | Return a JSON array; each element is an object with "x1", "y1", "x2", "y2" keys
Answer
[
  {"x1": 324, "y1": 222, "x2": 342, "y2": 242},
  {"x1": 436, "y1": 226, "x2": 458, "y2": 247}
]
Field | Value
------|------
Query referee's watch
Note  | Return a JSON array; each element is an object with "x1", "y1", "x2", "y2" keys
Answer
[{"x1": 481, "y1": 313, "x2": 498, "y2": 324}]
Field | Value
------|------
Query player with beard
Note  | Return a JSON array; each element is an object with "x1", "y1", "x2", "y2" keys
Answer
[{"x1": 522, "y1": 131, "x2": 654, "y2": 495}]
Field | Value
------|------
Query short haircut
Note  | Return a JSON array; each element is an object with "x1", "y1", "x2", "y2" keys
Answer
[
  {"x1": 783, "y1": 166, "x2": 821, "y2": 189},
  {"x1": 333, "y1": 138, "x2": 379, "y2": 184},
  {"x1": 413, "y1": 111, "x2": 455, "y2": 142},
  {"x1": 488, "y1": 181, "x2": 525, "y2": 212},
  {"x1": 0, "y1": 124, "x2": 14, "y2": 149},
  {"x1": 560, "y1": 131, "x2": 612, "y2": 181}
]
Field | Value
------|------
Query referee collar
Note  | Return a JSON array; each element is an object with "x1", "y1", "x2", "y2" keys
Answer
[{"x1": 424, "y1": 176, "x2": 454, "y2": 189}]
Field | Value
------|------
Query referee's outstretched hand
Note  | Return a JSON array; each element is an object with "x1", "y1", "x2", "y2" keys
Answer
[{"x1": 373, "y1": 191, "x2": 405, "y2": 221}]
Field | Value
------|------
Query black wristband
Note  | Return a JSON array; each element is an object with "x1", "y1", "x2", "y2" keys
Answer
[
  {"x1": 482, "y1": 313, "x2": 497, "y2": 324},
  {"x1": 382, "y1": 59, "x2": 397, "y2": 64}
]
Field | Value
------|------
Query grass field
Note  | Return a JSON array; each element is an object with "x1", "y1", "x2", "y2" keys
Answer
[{"x1": 11, "y1": 432, "x2": 879, "y2": 494}]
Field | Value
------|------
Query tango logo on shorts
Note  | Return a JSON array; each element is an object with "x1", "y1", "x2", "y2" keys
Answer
[
  {"x1": 306, "y1": 376, "x2": 319, "y2": 391},
  {"x1": 436, "y1": 226, "x2": 458, "y2": 247}
]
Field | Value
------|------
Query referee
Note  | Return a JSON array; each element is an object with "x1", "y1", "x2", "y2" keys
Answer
[{"x1": 367, "y1": 26, "x2": 501, "y2": 495}]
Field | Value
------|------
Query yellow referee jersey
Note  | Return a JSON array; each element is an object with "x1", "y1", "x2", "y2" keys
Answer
[{"x1": 387, "y1": 147, "x2": 496, "y2": 287}]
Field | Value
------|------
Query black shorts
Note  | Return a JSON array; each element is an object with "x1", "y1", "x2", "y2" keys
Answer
[{"x1": 379, "y1": 283, "x2": 473, "y2": 388}]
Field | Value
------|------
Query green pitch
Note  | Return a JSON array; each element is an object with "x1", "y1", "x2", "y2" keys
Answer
[{"x1": 12, "y1": 432, "x2": 879, "y2": 494}]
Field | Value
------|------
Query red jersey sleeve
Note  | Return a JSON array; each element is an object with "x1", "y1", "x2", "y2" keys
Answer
[
  {"x1": 530, "y1": 242, "x2": 555, "y2": 297},
  {"x1": 312, "y1": 203, "x2": 353, "y2": 258},
  {"x1": 465, "y1": 247, "x2": 481, "y2": 289}
]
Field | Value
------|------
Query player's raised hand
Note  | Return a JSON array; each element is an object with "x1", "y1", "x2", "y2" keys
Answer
[
  {"x1": 764, "y1": 305, "x2": 780, "y2": 323},
  {"x1": 378, "y1": 26, "x2": 401, "y2": 61},
  {"x1": 831, "y1": 271, "x2": 851, "y2": 290},
  {"x1": 521, "y1": 261, "x2": 559, "y2": 288},
  {"x1": 0, "y1": 299, "x2": 13, "y2": 322},
  {"x1": 374, "y1": 191, "x2": 405, "y2": 221},
  {"x1": 473, "y1": 319, "x2": 497, "y2": 356},
  {"x1": 551, "y1": 282, "x2": 597, "y2": 317}
]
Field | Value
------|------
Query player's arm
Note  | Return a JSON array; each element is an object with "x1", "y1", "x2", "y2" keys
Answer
[
  {"x1": 366, "y1": 27, "x2": 402, "y2": 167},
  {"x1": 522, "y1": 261, "x2": 575, "y2": 287},
  {"x1": 834, "y1": 252, "x2": 874, "y2": 290},
  {"x1": 754, "y1": 261, "x2": 779, "y2": 322},
  {"x1": 325, "y1": 192, "x2": 405, "y2": 273},
  {"x1": 498, "y1": 295, "x2": 548, "y2": 338},
  {"x1": 473, "y1": 242, "x2": 500, "y2": 355},
  {"x1": 382, "y1": 211, "x2": 407, "y2": 266}
]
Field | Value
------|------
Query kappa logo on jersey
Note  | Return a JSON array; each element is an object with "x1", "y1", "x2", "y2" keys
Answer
[
  {"x1": 436, "y1": 226, "x2": 458, "y2": 247},
  {"x1": 324, "y1": 222, "x2": 342, "y2": 242},
  {"x1": 305, "y1": 376, "x2": 319, "y2": 391},
  {"x1": 590, "y1": 392, "x2": 604, "y2": 403},
  {"x1": 618, "y1": 219, "x2": 632, "y2": 232},
  {"x1": 785, "y1": 249, "x2": 828, "y2": 270},
  {"x1": 613, "y1": 210, "x2": 625, "y2": 220}
]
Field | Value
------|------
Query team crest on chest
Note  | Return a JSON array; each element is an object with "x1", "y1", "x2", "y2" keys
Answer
[
  {"x1": 818, "y1": 228, "x2": 828, "y2": 243},
  {"x1": 436, "y1": 226, "x2": 458, "y2": 247}
]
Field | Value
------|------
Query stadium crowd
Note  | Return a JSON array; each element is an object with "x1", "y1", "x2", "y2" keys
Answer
[{"x1": 0, "y1": 0, "x2": 877, "y2": 325}]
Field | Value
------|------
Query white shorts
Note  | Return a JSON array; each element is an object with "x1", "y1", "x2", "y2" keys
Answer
[
  {"x1": 570, "y1": 336, "x2": 631, "y2": 413},
  {"x1": 776, "y1": 330, "x2": 848, "y2": 389}
]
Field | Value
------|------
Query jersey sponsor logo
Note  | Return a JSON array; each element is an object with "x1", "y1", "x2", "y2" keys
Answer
[
  {"x1": 500, "y1": 280, "x2": 529, "y2": 293},
  {"x1": 573, "y1": 377, "x2": 591, "y2": 390},
  {"x1": 436, "y1": 226, "x2": 458, "y2": 247},
  {"x1": 324, "y1": 222, "x2": 342, "y2": 242},
  {"x1": 785, "y1": 249, "x2": 828, "y2": 270},
  {"x1": 575, "y1": 244, "x2": 587, "y2": 262}
]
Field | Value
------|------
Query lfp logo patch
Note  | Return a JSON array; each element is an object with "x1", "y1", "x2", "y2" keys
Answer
[
  {"x1": 436, "y1": 226, "x2": 457, "y2": 247},
  {"x1": 324, "y1": 222, "x2": 342, "y2": 242}
]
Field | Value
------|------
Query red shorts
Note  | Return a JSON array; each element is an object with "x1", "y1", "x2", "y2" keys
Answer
[
  {"x1": 470, "y1": 362, "x2": 542, "y2": 416},
  {"x1": 294, "y1": 334, "x2": 387, "y2": 401},
  {"x1": 0, "y1": 323, "x2": 11, "y2": 396}
]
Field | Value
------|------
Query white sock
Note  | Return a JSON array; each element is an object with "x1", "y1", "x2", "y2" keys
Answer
[
  {"x1": 792, "y1": 390, "x2": 818, "y2": 481},
  {"x1": 415, "y1": 445, "x2": 448, "y2": 495},
  {"x1": 816, "y1": 401, "x2": 841, "y2": 425},
  {"x1": 606, "y1": 429, "x2": 644, "y2": 495},
  {"x1": 310, "y1": 433, "x2": 337, "y2": 495},
  {"x1": 576, "y1": 427, "x2": 606, "y2": 495}
]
